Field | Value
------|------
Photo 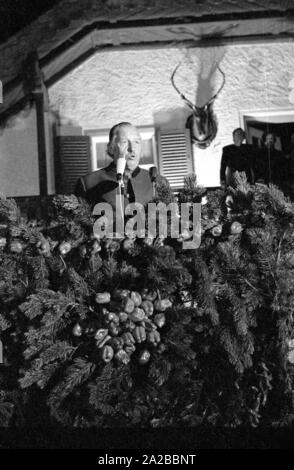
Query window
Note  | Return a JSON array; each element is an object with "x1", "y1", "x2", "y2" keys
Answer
[{"x1": 240, "y1": 109, "x2": 294, "y2": 194}]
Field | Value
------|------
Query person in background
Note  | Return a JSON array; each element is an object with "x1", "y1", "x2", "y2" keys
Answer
[
  {"x1": 282, "y1": 132, "x2": 294, "y2": 196},
  {"x1": 285, "y1": 132, "x2": 294, "y2": 162},
  {"x1": 75, "y1": 121, "x2": 171, "y2": 211},
  {"x1": 254, "y1": 132, "x2": 287, "y2": 189},
  {"x1": 220, "y1": 128, "x2": 255, "y2": 186}
]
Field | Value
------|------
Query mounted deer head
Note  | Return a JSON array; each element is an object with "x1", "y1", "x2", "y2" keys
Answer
[{"x1": 171, "y1": 62, "x2": 225, "y2": 149}]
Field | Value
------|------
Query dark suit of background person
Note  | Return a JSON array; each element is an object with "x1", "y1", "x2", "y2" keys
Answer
[
  {"x1": 283, "y1": 132, "x2": 294, "y2": 196},
  {"x1": 220, "y1": 128, "x2": 255, "y2": 186},
  {"x1": 254, "y1": 132, "x2": 287, "y2": 190},
  {"x1": 75, "y1": 122, "x2": 171, "y2": 211}
]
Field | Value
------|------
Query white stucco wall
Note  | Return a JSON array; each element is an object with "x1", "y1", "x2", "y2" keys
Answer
[
  {"x1": 49, "y1": 41, "x2": 294, "y2": 187},
  {"x1": 0, "y1": 105, "x2": 39, "y2": 197}
]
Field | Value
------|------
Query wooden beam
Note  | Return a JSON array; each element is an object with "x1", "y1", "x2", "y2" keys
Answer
[
  {"x1": 35, "y1": 91, "x2": 48, "y2": 197},
  {"x1": 2, "y1": 15, "x2": 294, "y2": 117},
  {"x1": 43, "y1": 16, "x2": 294, "y2": 86}
]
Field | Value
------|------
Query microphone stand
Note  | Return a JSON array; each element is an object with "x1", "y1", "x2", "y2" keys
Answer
[
  {"x1": 152, "y1": 178, "x2": 156, "y2": 198},
  {"x1": 117, "y1": 174, "x2": 125, "y2": 238},
  {"x1": 150, "y1": 167, "x2": 157, "y2": 198}
]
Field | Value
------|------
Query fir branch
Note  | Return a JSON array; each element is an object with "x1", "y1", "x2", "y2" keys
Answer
[
  {"x1": 219, "y1": 327, "x2": 251, "y2": 374},
  {"x1": 118, "y1": 261, "x2": 140, "y2": 283},
  {"x1": 0, "y1": 196, "x2": 19, "y2": 224},
  {"x1": 52, "y1": 195, "x2": 82, "y2": 213},
  {"x1": 276, "y1": 230, "x2": 287, "y2": 266},
  {"x1": 26, "y1": 255, "x2": 50, "y2": 290},
  {"x1": 149, "y1": 359, "x2": 172, "y2": 387},
  {"x1": 19, "y1": 294, "x2": 43, "y2": 319},
  {"x1": 9, "y1": 222, "x2": 41, "y2": 244},
  {"x1": 232, "y1": 306, "x2": 249, "y2": 337},
  {"x1": 88, "y1": 363, "x2": 129, "y2": 415},
  {"x1": 0, "y1": 314, "x2": 11, "y2": 331},
  {"x1": 85, "y1": 254, "x2": 103, "y2": 279},
  {"x1": 254, "y1": 183, "x2": 294, "y2": 219},
  {"x1": 19, "y1": 362, "x2": 61, "y2": 389},
  {"x1": 47, "y1": 358, "x2": 96, "y2": 409},
  {"x1": 52, "y1": 195, "x2": 93, "y2": 227},
  {"x1": 20, "y1": 342, "x2": 76, "y2": 389},
  {"x1": 21, "y1": 290, "x2": 77, "y2": 340},
  {"x1": 102, "y1": 257, "x2": 118, "y2": 282},
  {"x1": 232, "y1": 172, "x2": 253, "y2": 196},
  {"x1": 66, "y1": 267, "x2": 91, "y2": 301},
  {"x1": 23, "y1": 338, "x2": 53, "y2": 360},
  {"x1": 36, "y1": 341, "x2": 76, "y2": 368},
  {"x1": 0, "y1": 398, "x2": 15, "y2": 427},
  {"x1": 196, "y1": 260, "x2": 219, "y2": 326},
  {"x1": 33, "y1": 363, "x2": 61, "y2": 390},
  {"x1": 243, "y1": 278, "x2": 260, "y2": 294},
  {"x1": 41, "y1": 289, "x2": 77, "y2": 316},
  {"x1": 154, "y1": 175, "x2": 176, "y2": 205},
  {"x1": 178, "y1": 173, "x2": 206, "y2": 204}
]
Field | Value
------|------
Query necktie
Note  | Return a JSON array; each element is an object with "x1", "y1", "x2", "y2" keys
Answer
[{"x1": 123, "y1": 170, "x2": 135, "y2": 203}]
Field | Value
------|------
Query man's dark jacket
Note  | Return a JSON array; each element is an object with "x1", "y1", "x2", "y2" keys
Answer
[
  {"x1": 220, "y1": 143, "x2": 255, "y2": 183},
  {"x1": 75, "y1": 163, "x2": 166, "y2": 210}
]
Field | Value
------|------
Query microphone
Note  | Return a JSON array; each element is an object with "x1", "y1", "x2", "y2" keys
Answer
[
  {"x1": 116, "y1": 157, "x2": 126, "y2": 185},
  {"x1": 149, "y1": 166, "x2": 157, "y2": 197},
  {"x1": 149, "y1": 166, "x2": 157, "y2": 183},
  {"x1": 116, "y1": 157, "x2": 126, "y2": 225}
]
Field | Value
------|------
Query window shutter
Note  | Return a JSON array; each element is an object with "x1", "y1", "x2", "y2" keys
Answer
[
  {"x1": 55, "y1": 136, "x2": 91, "y2": 194},
  {"x1": 157, "y1": 129, "x2": 193, "y2": 189}
]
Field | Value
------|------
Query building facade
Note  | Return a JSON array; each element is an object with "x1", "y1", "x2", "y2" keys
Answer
[{"x1": 0, "y1": 0, "x2": 293, "y2": 197}]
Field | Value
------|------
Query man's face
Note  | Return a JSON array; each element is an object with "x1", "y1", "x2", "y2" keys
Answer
[
  {"x1": 264, "y1": 133, "x2": 275, "y2": 148},
  {"x1": 112, "y1": 125, "x2": 142, "y2": 172},
  {"x1": 233, "y1": 130, "x2": 244, "y2": 146}
]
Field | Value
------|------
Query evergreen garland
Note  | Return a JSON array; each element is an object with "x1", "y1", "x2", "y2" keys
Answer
[{"x1": 0, "y1": 175, "x2": 293, "y2": 428}]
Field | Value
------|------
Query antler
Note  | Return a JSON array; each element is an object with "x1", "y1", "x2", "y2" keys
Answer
[
  {"x1": 171, "y1": 62, "x2": 196, "y2": 111},
  {"x1": 206, "y1": 65, "x2": 226, "y2": 106},
  {"x1": 171, "y1": 62, "x2": 225, "y2": 110}
]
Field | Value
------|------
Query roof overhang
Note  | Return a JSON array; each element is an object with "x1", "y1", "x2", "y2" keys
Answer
[{"x1": 1, "y1": 13, "x2": 294, "y2": 120}]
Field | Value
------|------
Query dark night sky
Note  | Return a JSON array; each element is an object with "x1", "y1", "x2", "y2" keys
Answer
[{"x1": 0, "y1": 0, "x2": 61, "y2": 44}]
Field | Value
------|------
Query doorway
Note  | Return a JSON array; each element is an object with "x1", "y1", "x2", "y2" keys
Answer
[
  {"x1": 240, "y1": 110, "x2": 294, "y2": 195},
  {"x1": 245, "y1": 120, "x2": 294, "y2": 152}
]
